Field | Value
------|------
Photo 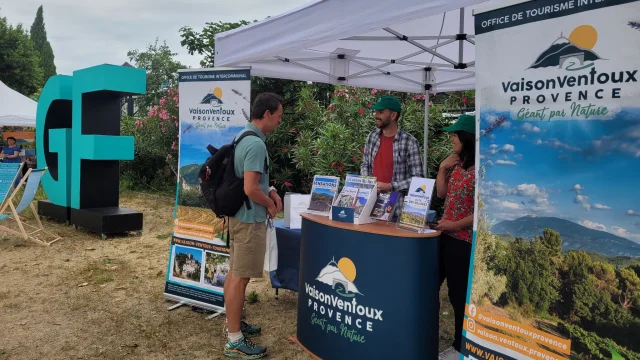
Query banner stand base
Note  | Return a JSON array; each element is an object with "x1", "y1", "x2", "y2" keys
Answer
[
  {"x1": 206, "y1": 310, "x2": 225, "y2": 320},
  {"x1": 167, "y1": 301, "x2": 185, "y2": 311}
]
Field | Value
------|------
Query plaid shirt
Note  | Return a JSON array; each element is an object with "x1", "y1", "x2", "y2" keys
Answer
[{"x1": 361, "y1": 128, "x2": 424, "y2": 193}]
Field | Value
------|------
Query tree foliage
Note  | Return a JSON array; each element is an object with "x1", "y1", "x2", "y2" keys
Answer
[
  {"x1": 0, "y1": 13, "x2": 43, "y2": 96},
  {"x1": 30, "y1": 6, "x2": 56, "y2": 85},
  {"x1": 127, "y1": 39, "x2": 186, "y2": 114}
]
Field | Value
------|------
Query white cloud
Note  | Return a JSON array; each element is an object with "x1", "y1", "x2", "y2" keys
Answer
[
  {"x1": 480, "y1": 181, "x2": 510, "y2": 197},
  {"x1": 535, "y1": 138, "x2": 582, "y2": 152},
  {"x1": 574, "y1": 194, "x2": 591, "y2": 211},
  {"x1": 583, "y1": 125, "x2": 640, "y2": 159},
  {"x1": 611, "y1": 226, "x2": 640, "y2": 241},
  {"x1": 500, "y1": 144, "x2": 515, "y2": 153},
  {"x1": 593, "y1": 204, "x2": 612, "y2": 211},
  {"x1": 571, "y1": 184, "x2": 584, "y2": 193},
  {"x1": 627, "y1": 210, "x2": 640, "y2": 217},
  {"x1": 480, "y1": 155, "x2": 486, "y2": 159},
  {"x1": 489, "y1": 144, "x2": 498, "y2": 150},
  {"x1": 579, "y1": 220, "x2": 607, "y2": 231},
  {"x1": 522, "y1": 123, "x2": 541, "y2": 133},
  {"x1": 498, "y1": 201, "x2": 522, "y2": 210},
  {"x1": 514, "y1": 154, "x2": 523, "y2": 160},
  {"x1": 496, "y1": 160, "x2": 517, "y2": 166},
  {"x1": 486, "y1": 160, "x2": 494, "y2": 167}
]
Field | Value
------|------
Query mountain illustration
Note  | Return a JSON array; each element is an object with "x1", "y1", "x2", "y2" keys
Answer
[
  {"x1": 528, "y1": 35, "x2": 602, "y2": 69},
  {"x1": 316, "y1": 260, "x2": 362, "y2": 295},
  {"x1": 201, "y1": 93, "x2": 223, "y2": 105},
  {"x1": 180, "y1": 164, "x2": 201, "y2": 185},
  {"x1": 492, "y1": 216, "x2": 640, "y2": 257}
]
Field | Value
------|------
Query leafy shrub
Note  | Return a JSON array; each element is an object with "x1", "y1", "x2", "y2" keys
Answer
[
  {"x1": 558, "y1": 321, "x2": 640, "y2": 359},
  {"x1": 121, "y1": 88, "x2": 179, "y2": 192}
]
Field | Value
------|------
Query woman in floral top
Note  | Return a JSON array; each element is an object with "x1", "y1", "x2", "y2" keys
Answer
[{"x1": 435, "y1": 114, "x2": 476, "y2": 355}]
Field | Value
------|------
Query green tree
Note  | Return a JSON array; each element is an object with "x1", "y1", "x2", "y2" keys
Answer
[
  {"x1": 470, "y1": 200, "x2": 507, "y2": 304},
  {"x1": 618, "y1": 267, "x2": 640, "y2": 311},
  {"x1": 591, "y1": 261, "x2": 620, "y2": 298},
  {"x1": 180, "y1": 20, "x2": 254, "y2": 68},
  {"x1": 499, "y1": 236, "x2": 560, "y2": 314},
  {"x1": 536, "y1": 228, "x2": 562, "y2": 257},
  {"x1": 127, "y1": 39, "x2": 186, "y2": 114},
  {"x1": 29, "y1": 6, "x2": 56, "y2": 85},
  {"x1": 0, "y1": 13, "x2": 43, "y2": 96}
]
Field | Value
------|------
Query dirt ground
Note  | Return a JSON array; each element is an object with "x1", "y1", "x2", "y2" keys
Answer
[{"x1": 0, "y1": 192, "x2": 454, "y2": 360}]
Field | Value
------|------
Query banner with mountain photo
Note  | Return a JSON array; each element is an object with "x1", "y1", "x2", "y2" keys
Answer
[
  {"x1": 164, "y1": 68, "x2": 250, "y2": 311},
  {"x1": 466, "y1": 1, "x2": 640, "y2": 359}
]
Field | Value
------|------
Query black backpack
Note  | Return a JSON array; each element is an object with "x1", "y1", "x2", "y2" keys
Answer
[{"x1": 198, "y1": 131, "x2": 262, "y2": 218}]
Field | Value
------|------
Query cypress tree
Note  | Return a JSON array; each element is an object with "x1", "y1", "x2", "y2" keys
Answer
[{"x1": 30, "y1": 5, "x2": 56, "y2": 85}]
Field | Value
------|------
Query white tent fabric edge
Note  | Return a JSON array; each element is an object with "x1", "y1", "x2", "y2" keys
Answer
[
  {"x1": 215, "y1": 0, "x2": 502, "y2": 176},
  {"x1": 0, "y1": 80, "x2": 37, "y2": 127}
]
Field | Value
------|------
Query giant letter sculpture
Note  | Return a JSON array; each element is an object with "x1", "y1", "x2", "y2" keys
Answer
[{"x1": 36, "y1": 64, "x2": 146, "y2": 239}]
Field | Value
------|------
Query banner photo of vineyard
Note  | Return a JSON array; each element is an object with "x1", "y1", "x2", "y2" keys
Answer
[
  {"x1": 467, "y1": 1, "x2": 640, "y2": 359},
  {"x1": 164, "y1": 68, "x2": 251, "y2": 310}
]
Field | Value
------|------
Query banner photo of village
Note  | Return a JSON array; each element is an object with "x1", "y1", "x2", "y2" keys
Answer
[
  {"x1": 172, "y1": 69, "x2": 251, "y2": 247},
  {"x1": 466, "y1": 1, "x2": 640, "y2": 359}
]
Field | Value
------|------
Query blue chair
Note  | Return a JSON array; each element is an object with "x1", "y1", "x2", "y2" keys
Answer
[{"x1": 0, "y1": 168, "x2": 61, "y2": 245}]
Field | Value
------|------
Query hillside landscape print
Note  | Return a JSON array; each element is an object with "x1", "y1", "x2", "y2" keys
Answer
[{"x1": 471, "y1": 108, "x2": 640, "y2": 359}]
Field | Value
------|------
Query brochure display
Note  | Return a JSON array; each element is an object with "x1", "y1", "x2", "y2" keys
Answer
[
  {"x1": 466, "y1": 1, "x2": 640, "y2": 359},
  {"x1": 294, "y1": 213, "x2": 441, "y2": 359},
  {"x1": 330, "y1": 174, "x2": 377, "y2": 225},
  {"x1": 397, "y1": 177, "x2": 436, "y2": 233},
  {"x1": 306, "y1": 175, "x2": 339, "y2": 216}
]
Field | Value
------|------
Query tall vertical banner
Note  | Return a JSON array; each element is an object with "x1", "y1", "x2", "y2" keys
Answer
[
  {"x1": 164, "y1": 68, "x2": 251, "y2": 311},
  {"x1": 467, "y1": 1, "x2": 640, "y2": 359}
]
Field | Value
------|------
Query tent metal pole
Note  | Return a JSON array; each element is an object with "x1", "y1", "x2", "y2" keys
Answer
[
  {"x1": 459, "y1": 8, "x2": 465, "y2": 64},
  {"x1": 423, "y1": 69, "x2": 431, "y2": 178}
]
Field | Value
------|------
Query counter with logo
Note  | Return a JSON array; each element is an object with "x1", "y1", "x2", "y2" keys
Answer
[{"x1": 294, "y1": 213, "x2": 441, "y2": 359}]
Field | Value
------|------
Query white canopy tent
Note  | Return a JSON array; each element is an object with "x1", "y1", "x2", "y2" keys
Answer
[
  {"x1": 0, "y1": 80, "x2": 37, "y2": 127},
  {"x1": 215, "y1": 0, "x2": 501, "y2": 175}
]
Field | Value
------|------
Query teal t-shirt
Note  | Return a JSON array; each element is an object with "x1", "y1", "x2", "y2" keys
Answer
[{"x1": 233, "y1": 123, "x2": 270, "y2": 223}]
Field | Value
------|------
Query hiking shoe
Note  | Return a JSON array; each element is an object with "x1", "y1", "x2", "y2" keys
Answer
[
  {"x1": 222, "y1": 319, "x2": 262, "y2": 339},
  {"x1": 224, "y1": 337, "x2": 267, "y2": 359}
]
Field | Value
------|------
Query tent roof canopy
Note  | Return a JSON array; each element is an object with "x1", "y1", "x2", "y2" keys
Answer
[
  {"x1": 0, "y1": 80, "x2": 37, "y2": 127},
  {"x1": 215, "y1": 0, "x2": 493, "y2": 93}
]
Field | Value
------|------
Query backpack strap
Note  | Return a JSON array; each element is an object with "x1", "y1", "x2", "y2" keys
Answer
[
  {"x1": 232, "y1": 130, "x2": 268, "y2": 211},
  {"x1": 233, "y1": 130, "x2": 260, "y2": 146}
]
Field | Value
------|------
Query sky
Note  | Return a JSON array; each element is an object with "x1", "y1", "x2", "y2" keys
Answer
[
  {"x1": 0, "y1": 0, "x2": 309, "y2": 75},
  {"x1": 479, "y1": 108, "x2": 640, "y2": 244}
]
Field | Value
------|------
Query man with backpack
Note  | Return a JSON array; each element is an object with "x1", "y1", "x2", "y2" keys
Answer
[{"x1": 222, "y1": 92, "x2": 283, "y2": 359}]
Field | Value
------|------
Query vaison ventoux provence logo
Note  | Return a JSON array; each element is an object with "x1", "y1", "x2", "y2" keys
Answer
[
  {"x1": 189, "y1": 86, "x2": 236, "y2": 122},
  {"x1": 503, "y1": 24, "x2": 637, "y2": 121},
  {"x1": 305, "y1": 257, "x2": 383, "y2": 343}
]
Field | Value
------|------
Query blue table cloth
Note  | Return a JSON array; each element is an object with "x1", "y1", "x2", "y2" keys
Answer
[{"x1": 269, "y1": 220, "x2": 302, "y2": 292}]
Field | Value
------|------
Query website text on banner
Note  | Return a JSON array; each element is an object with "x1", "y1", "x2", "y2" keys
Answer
[
  {"x1": 164, "y1": 68, "x2": 251, "y2": 311},
  {"x1": 467, "y1": 0, "x2": 640, "y2": 359}
]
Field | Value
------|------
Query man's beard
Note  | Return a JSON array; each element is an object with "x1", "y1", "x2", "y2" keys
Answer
[{"x1": 375, "y1": 119, "x2": 390, "y2": 129}]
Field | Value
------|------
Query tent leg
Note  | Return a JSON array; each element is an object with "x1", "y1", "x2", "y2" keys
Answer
[{"x1": 424, "y1": 89, "x2": 430, "y2": 178}]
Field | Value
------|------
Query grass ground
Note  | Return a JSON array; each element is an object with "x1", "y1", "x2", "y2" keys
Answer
[{"x1": 0, "y1": 191, "x2": 455, "y2": 360}]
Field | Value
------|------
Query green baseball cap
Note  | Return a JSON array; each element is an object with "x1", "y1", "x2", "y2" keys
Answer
[
  {"x1": 368, "y1": 95, "x2": 402, "y2": 113},
  {"x1": 444, "y1": 114, "x2": 476, "y2": 134}
]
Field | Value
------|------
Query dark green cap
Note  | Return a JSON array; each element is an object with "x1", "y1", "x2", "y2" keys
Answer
[
  {"x1": 368, "y1": 95, "x2": 402, "y2": 113},
  {"x1": 444, "y1": 114, "x2": 476, "y2": 134}
]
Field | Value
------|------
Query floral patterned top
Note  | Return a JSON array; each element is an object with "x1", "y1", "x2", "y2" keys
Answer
[{"x1": 442, "y1": 165, "x2": 475, "y2": 243}]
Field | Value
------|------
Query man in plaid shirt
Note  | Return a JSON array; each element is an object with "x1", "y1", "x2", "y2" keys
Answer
[{"x1": 361, "y1": 95, "x2": 424, "y2": 218}]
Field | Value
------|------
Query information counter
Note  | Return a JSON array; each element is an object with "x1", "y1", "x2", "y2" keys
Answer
[{"x1": 295, "y1": 213, "x2": 441, "y2": 359}]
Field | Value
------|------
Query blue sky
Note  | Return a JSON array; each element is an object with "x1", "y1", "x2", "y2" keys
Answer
[
  {"x1": 480, "y1": 107, "x2": 640, "y2": 243},
  {"x1": 313, "y1": 188, "x2": 336, "y2": 197},
  {"x1": 174, "y1": 245, "x2": 203, "y2": 263},
  {"x1": 178, "y1": 125, "x2": 245, "y2": 167}
]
